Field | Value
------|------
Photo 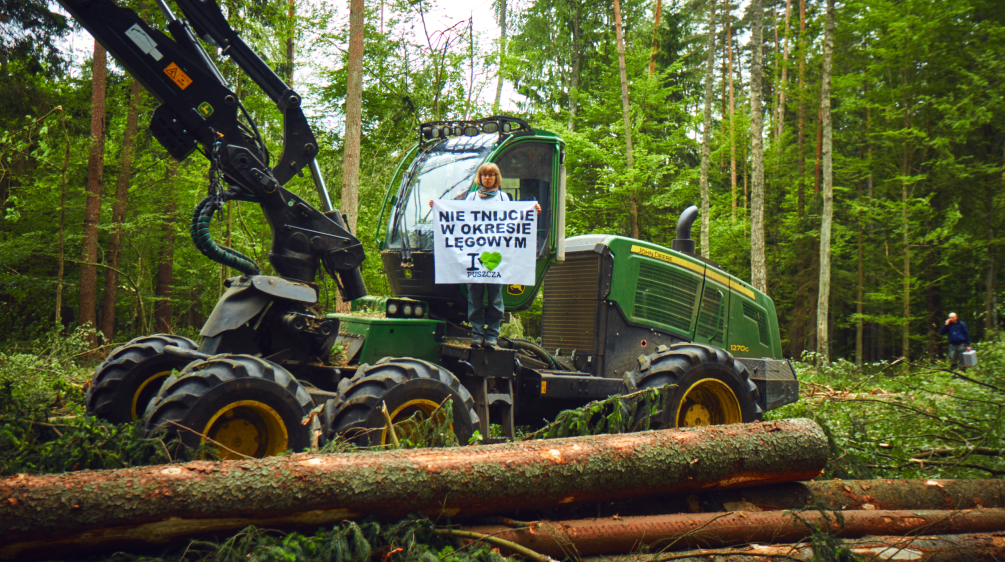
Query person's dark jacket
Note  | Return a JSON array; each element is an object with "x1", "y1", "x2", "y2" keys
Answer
[{"x1": 939, "y1": 320, "x2": 970, "y2": 345}]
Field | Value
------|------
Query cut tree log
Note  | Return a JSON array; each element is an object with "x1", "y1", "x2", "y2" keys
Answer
[
  {"x1": 550, "y1": 479, "x2": 1005, "y2": 519},
  {"x1": 0, "y1": 419, "x2": 826, "y2": 561},
  {"x1": 585, "y1": 533, "x2": 1005, "y2": 561},
  {"x1": 466, "y1": 508, "x2": 1005, "y2": 557}
]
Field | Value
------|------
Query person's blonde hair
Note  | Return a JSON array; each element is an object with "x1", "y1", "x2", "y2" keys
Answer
[{"x1": 476, "y1": 162, "x2": 502, "y2": 188}]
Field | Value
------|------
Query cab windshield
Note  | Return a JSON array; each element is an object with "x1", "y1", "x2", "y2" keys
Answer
[{"x1": 386, "y1": 134, "x2": 496, "y2": 250}]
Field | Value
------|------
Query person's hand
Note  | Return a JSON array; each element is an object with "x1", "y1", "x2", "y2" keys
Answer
[
  {"x1": 967, "y1": 346, "x2": 972, "y2": 351},
  {"x1": 534, "y1": 203, "x2": 542, "y2": 214},
  {"x1": 429, "y1": 200, "x2": 434, "y2": 208},
  {"x1": 945, "y1": 318, "x2": 952, "y2": 326}
]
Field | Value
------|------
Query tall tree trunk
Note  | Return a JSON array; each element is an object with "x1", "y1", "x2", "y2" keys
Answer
[
  {"x1": 341, "y1": 0, "x2": 365, "y2": 234},
  {"x1": 568, "y1": 3, "x2": 582, "y2": 131},
  {"x1": 699, "y1": 0, "x2": 718, "y2": 259},
  {"x1": 856, "y1": 178, "x2": 864, "y2": 367},
  {"x1": 79, "y1": 39, "x2": 108, "y2": 347},
  {"x1": 749, "y1": 0, "x2": 767, "y2": 293},
  {"x1": 796, "y1": 0, "x2": 806, "y2": 217},
  {"x1": 777, "y1": 0, "x2": 791, "y2": 138},
  {"x1": 154, "y1": 162, "x2": 177, "y2": 333},
  {"x1": 99, "y1": 80, "x2": 143, "y2": 342},
  {"x1": 815, "y1": 0, "x2": 834, "y2": 364},
  {"x1": 648, "y1": 0, "x2": 662, "y2": 76},
  {"x1": 771, "y1": 5, "x2": 779, "y2": 138},
  {"x1": 987, "y1": 172, "x2": 998, "y2": 335},
  {"x1": 813, "y1": 103, "x2": 823, "y2": 197},
  {"x1": 55, "y1": 112, "x2": 71, "y2": 330},
  {"x1": 286, "y1": 0, "x2": 295, "y2": 83},
  {"x1": 493, "y1": 0, "x2": 507, "y2": 112},
  {"x1": 728, "y1": 20, "x2": 737, "y2": 224},
  {"x1": 901, "y1": 84, "x2": 911, "y2": 363},
  {"x1": 613, "y1": 0, "x2": 638, "y2": 239}
]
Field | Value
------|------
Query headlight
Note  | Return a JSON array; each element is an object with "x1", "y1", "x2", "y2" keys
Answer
[
  {"x1": 403, "y1": 305, "x2": 413, "y2": 316},
  {"x1": 387, "y1": 303, "x2": 399, "y2": 315},
  {"x1": 414, "y1": 306, "x2": 424, "y2": 317}
]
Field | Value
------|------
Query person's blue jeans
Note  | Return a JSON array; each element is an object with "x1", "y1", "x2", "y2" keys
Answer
[{"x1": 468, "y1": 284, "x2": 504, "y2": 340}]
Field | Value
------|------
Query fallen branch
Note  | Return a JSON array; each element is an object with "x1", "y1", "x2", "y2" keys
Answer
[{"x1": 435, "y1": 528, "x2": 557, "y2": 562}]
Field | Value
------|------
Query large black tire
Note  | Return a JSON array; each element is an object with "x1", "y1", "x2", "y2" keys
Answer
[
  {"x1": 86, "y1": 334, "x2": 198, "y2": 424},
  {"x1": 325, "y1": 358, "x2": 479, "y2": 447},
  {"x1": 627, "y1": 343, "x2": 762, "y2": 429},
  {"x1": 144, "y1": 355, "x2": 314, "y2": 459}
]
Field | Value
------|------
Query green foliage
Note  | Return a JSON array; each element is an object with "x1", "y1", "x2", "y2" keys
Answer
[
  {"x1": 58, "y1": 516, "x2": 511, "y2": 562},
  {"x1": 767, "y1": 338, "x2": 1005, "y2": 479},
  {"x1": 523, "y1": 385, "x2": 671, "y2": 440}
]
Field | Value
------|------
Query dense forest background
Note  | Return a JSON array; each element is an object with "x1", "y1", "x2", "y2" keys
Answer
[{"x1": 2, "y1": 0, "x2": 1004, "y2": 364}]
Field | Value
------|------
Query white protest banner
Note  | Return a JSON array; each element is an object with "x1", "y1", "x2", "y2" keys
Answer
[{"x1": 432, "y1": 199, "x2": 538, "y2": 285}]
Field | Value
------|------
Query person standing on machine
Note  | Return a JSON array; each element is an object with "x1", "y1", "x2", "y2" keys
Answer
[{"x1": 433, "y1": 163, "x2": 540, "y2": 347}]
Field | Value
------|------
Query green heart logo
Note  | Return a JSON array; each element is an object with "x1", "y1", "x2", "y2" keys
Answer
[{"x1": 480, "y1": 251, "x2": 502, "y2": 271}]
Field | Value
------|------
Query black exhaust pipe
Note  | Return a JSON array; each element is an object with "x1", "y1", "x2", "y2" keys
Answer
[{"x1": 672, "y1": 205, "x2": 698, "y2": 255}]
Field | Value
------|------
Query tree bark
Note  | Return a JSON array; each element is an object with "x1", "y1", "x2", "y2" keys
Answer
[
  {"x1": 815, "y1": 0, "x2": 834, "y2": 364},
  {"x1": 341, "y1": 0, "x2": 365, "y2": 234},
  {"x1": 79, "y1": 39, "x2": 108, "y2": 348},
  {"x1": 470, "y1": 509, "x2": 1005, "y2": 557},
  {"x1": 613, "y1": 0, "x2": 638, "y2": 239},
  {"x1": 573, "y1": 534, "x2": 1005, "y2": 562},
  {"x1": 0, "y1": 420, "x2": 827, "y2": 561},
  {"x1": 154, "y1": 162, "x2": 177, "y2": 333},
  {"x1": 568, "y1": 3, "x2": 582, "y2": 131},
  {"x1": 727, "y1": 20, "x2": 737, "y2": 224},
  {"x1": 286, "y1": 0, "x2": 296, "y2": 83},
  {"x1": 814, "y1": 103, "x2": 822, "y2": 197},
  {"x1": 796, "y1": 0, "x2": 806, "y2": 216},
  {"x1": 699, "y1": 0, "x2": 718, "y2": 259},
  {"x1": 856, "y1": 178, "x2": 864, "y2": 367},
  {"x1": 648, "y1": 0, "x2": 662, "y2": 76},
  {"x1": 55, "y1": 112, "x2": 71, "y2": 330},
  {"x1": 776, "y1": 0, "x2": 790, "y2": 138},
  {"x1": 749, "y1": 0, "x2": 767, "y2": 293},
  {"x1": 99, "y1": 80, "x2": 143, "y2": 342},
  {"x1": 493, "y1": 0, "x2": 507, "y2": 112}
]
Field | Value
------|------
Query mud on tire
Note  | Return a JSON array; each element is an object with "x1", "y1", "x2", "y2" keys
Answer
[
  {"x1": 627, "y1": 343, "x2": 762, "y2": 429},
  {"x1": 86, "y1": 334, "x2": 198, "y2": 424},
  {"x1": 145, "y1": 354, "x2": 314, "y2": 459},
  {"x1": 325, "y1": 357, "x2": 479, "y2": 447}
]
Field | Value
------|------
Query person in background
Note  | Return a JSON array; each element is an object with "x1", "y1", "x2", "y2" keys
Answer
[
  {"x1": 939, "y1": 312, "x2": 971, "y2": 372},
  {"x1": 429, "y1": 162, "x2": 539, "y2": 347}
]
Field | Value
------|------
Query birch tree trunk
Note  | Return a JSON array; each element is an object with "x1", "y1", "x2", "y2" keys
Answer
[
  {"x1": 699, "y1": 0, "x2": 718, "y2": 259},
  {"x1": 815, "y1": 0, "x2": 834, "y2": 364},
  {"x1": 99, "y1": 80, "x2": 143, "y2": 342},
  {"x1": 341, "y1": 0, "x2": 365, "y2": 234},
  {"x1": 493, "y1": 0, "x2": 507, "y2": 112},
  {"x1": 613, "y1": 0, "x2": 638, "y2": 239},
  {"x1": 79, "y1": 39, "x2": 108, "y2": 348},
  {"x1": 749, "y1": 0, "x2": 767, "y2": 293}
]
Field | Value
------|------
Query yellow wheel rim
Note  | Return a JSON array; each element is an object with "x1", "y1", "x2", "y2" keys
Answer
[
  {"x1": 131, "y1": 371, "x2": 171, "y2": 420},
  {"x1": 202, "y1": 400, "x2": 289, "y2": 460},
  {"x1": 381, "y1": 398, "x2": 447, "y2": 446},
  {"x1": 675, "y1": 378, "x2": 742, "y2": 428}
]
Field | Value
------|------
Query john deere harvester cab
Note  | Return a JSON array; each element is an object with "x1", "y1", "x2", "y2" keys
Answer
[{"x1": 376, "y1": 117, "x2": 565, "y2": 322}]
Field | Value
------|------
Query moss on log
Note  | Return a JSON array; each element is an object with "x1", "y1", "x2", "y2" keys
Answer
[
  {"x1": 469, "y1": 508, "x2": 1005, "y2": 557},
  {"x1": 0, "y1": 419, "x2": 826, "y2": 561}
]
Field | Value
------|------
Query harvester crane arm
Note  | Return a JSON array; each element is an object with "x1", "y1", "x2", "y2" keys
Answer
[{"x1": 57, "y1": 0, "x2": 367, "y2": 299}]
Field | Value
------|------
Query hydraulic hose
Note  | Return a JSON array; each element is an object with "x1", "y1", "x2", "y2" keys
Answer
[
  {"x1": 190, "y1": 194, "x2": 261, "y2": 276},
  {"x1": 505, "y1": 338, "x2": 567, "y2": 371}
]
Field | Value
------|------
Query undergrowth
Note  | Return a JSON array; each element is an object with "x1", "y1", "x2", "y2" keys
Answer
[{"x1": 54, "y1": 517, "x2": 510, "y2": 562}]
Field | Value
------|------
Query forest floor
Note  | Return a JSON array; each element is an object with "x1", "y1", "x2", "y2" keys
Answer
[{"x1": 1, "y1": 328, "x2": 1002, "y2": 561}]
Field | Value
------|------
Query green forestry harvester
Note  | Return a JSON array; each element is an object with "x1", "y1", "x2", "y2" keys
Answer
[{"x1": 67, "y1": 0, "x2": 798, "y2": 458}]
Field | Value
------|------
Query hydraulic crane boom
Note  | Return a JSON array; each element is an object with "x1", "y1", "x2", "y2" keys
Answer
[{"x1": 58, "y1": 0, "x2": 366, "y2": 299}]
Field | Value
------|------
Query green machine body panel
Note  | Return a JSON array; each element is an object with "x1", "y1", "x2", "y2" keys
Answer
[{"x1": 335, "y1": 314, "x2": 445, "y2": 365}]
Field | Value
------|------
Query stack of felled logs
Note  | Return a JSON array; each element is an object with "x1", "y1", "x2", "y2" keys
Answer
[{"x1": 2, "y1": 418, "x2": 1004, "y2": 561}]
